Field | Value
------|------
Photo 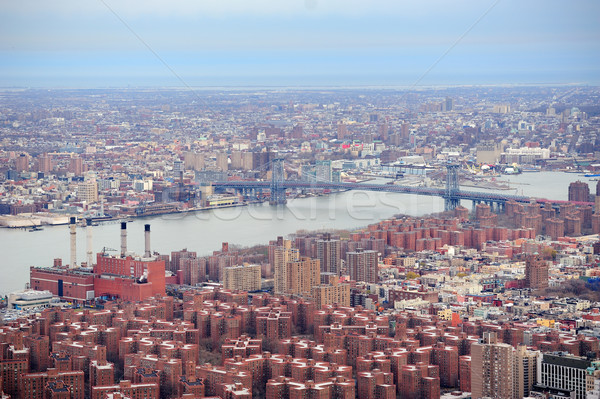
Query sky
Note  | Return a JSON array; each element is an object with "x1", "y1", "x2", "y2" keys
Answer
[{"x1": 1, "y1": 0, "x2": 599, "y2": 87}]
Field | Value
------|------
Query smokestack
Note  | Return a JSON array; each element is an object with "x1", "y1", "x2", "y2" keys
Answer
[
  {"x1": 86, "y1": 218, "x2": 93, "y2": 267},
  {"x1": 69, "y1": 217, "x2": 77, "y2": 268},
  {"x1": 144, "y1": 224, "x2": 151, "y2": 258},
  {"x1": 120, "y1": 222, "x2": 127, "y2": 257}
]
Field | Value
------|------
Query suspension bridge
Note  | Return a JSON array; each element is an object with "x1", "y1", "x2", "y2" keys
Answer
[{"x1": 212, "y1": 160, "x2": 580, "y2": 211}]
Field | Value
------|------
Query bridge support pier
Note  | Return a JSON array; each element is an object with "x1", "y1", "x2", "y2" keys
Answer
[
  {"x1": 270, "y1": 158, "x2": 287, "y2": 205},
  {"x1": 443, "y1": 164, "x2": 460, "y2": 211}
]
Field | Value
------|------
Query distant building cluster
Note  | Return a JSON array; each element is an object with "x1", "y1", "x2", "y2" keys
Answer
[
  {"x1": 1, "y1": 86, "x2": 599, "y2": 227},
  {"x1": 3, "y1": 86, "x2": 600, "y2": 398}
]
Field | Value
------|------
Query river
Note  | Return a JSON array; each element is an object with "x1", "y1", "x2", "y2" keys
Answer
[{"x1": 0, "y1": 172, "x2": 596, "y2": 295}]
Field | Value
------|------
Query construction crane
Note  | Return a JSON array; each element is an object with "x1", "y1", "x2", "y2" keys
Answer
[
  {"x1": 100, "y1": 247, "x2": 117, "y2": 256},
  {"x1": 572, "y1": 157, "x2": 584, "y2": 172}
]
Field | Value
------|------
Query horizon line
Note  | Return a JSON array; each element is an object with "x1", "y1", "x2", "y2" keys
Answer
[{"x1": 0, "y1": 82, "x2": 594, "y2": 91}]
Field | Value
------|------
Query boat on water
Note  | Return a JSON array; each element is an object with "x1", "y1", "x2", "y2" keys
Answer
[
  {"x1": 584, "y1": 173, "x2": 600, "y2": 177},
  {"x1": 503, "y1": 166, "x2": 521, "y2": 175},
  {"x1": 521, "y1": 167, "x2": 541, "y2": 172},
  {"x1": 28, "y1": 226, "x2": 43, "y2": 232}
]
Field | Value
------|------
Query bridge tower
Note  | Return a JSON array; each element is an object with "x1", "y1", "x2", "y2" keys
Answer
[
  {"x1": 270, "y1": 158, "x2": 287, "y2": 205},
  {"x1": 444, "y1": 164, "x2": 460, "y2": 211}
]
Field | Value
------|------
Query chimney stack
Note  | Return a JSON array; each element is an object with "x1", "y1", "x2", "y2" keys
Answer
[
  {"x1": 69, "y1": 217, "x2": 77, "y2": 268},
  {"x1": 144, "y1": 224, "x2": 151, "y2": 258},
  {"x1": 86, "y1": 218, "x2": 93, "y2": 267},
  {"x1": 120, "y1": 222, "x2": 127, "y2": 257}
]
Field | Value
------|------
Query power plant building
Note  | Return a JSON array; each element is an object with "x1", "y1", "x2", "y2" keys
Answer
[{"x1": 30, "y1": 223, "x2": 165, "y2": 303}]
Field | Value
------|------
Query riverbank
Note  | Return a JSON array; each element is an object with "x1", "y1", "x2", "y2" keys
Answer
[
  {"x1": 0, "y1": 202, "x2": 250, "y2": 229},
  {"x1": 0, "y1": 185, "x2": 360, "y2": 230}
]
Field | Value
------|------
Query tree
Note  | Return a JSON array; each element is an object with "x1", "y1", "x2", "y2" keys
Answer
[
  {"x1": 262, "y1": 337, "x2": 276, "y2": 353},
  {"x1": 406, "y1": 271, "x2": 419, "y2": 280},
  {"x1": 542, "y1": 247, "x2": 557, "y2": 261}
]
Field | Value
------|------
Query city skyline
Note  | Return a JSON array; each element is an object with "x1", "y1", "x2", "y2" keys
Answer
[
  {"x1": 2, "y1": 81, "x2": 600, "y2": 398},
  {"x1": 3, "y1": 2, "x2": 600, "y2": 397},
  {"x1": 1, "y1": 0, "x2": 599, "y2": 87}
]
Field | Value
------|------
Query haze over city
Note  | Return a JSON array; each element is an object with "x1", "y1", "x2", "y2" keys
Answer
[{"x1": 2, "y1": 0, "x2": 599, "y2": 87}]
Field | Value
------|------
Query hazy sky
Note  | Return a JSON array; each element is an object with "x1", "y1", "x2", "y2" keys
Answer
[{"x1": 1, "y1": 0, "x2": 599, "y2": 87}]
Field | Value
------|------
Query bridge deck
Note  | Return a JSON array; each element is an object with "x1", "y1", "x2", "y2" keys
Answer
[{"x1": 212, "y1": 180, "x2": 560, "y2": 204}]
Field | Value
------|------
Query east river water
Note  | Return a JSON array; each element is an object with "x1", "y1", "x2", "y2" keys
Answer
[{"x1": 0, "y1": 172, "x2": 597, "y2": 295}]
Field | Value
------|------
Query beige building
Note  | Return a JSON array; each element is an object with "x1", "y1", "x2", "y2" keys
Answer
[
  {"x1": 230, "y1": 151, "x2": 243, "y2": 170},
  {"x1": 471, "y1": 332, "x2": 515, "y2": 399},
  {"x1": 78, "y1": 179, "x2": 98, "y2": 203},
  {"x1": 216, "y1": 152, "x2": 228, "y2": 172},
  {"x1": 402, "y1": 257, "x2": 417, "y2": 267},
  {"x1": 515, "y1": 345, "x2": 540, "y2": 399},
  {"x1": 223, "y1": 264, "x2": 261, "y2": 292},
  {"x1": 286, "y1": 256, "x2": 320, "y2": 297},
  {"x1": 311, "y1": 275, "x2": 350, "y2": 309},
  {"x1": 183, "y1": 152, "x2": 205, "y2": 171},
  {"x1": 476, "y1": 140, "x2": 503, "y2": 164},
  {"x1": 273, "y1": 241, "x2": 299, "y2": 295}
]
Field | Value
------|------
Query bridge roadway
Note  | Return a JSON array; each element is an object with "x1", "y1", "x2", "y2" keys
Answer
[
  {"x1": 213, "y1": 180, "x2": 596, "y2": 207},
  {"x1": 213, "y1": 180, "x2": 539, "y2": 205}
]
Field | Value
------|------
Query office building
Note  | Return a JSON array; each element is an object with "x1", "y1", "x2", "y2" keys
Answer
[
  {"x1": 68, "y1": 157, "x2": 84, "y2": 176},
  {"x1": 337, "y1": 122, "x2": 348, "y2": 139},
  {"x1": 347, "y1": 249, "x2": 378, "y2": 283},
  {"x1": 180, "y1": 257, "x2": 206, "y2": 286},
  {"x1": 525, "y1": 253, "x2": 549, "y2": 290},
  {"x1": 444, "y1": 97, "x2": 454, "y2": 111},
  {"x1": 471, "y1": 332, "x2": 515, "y2": 399},
  {"x1": 223, "y1": 264, "x2": 261, "y2": 292},
  {"x1": 183, "y1": 151, "x2": 205, "y2": 171},
  {"x1": 476, "y1": 141, "x2": 503, "y2": 164},
  {"x1": 36, "y1": 153, "x2": 53, "y2": 173},
  {"x1": 515, "y1": 345, "x2": 539, "y2": 399},
  {"x1": 285, "y1": 256, "x2": 320, "y2": 297},
  {"x1": 538, "y1": 353, "x2": 591, "y2": 399},
  {"x1": 315, "y1": 160, "x2": 333, "y2": 182},
  {"x1": 78, "y1": 179, "x2": 98, "y2": 204},
  {"x1": 15, "y1": 153, "x2": 29, "y2": 172},
  {"x1": 216, "y1": 152, "x2": 229, "y2": 172},
  {"x1": 311, "y1": 275, "x2": 350, "y2": 308},
  {"x1": 546, "y1": 218, "x2": 565, "y2": 240},
  {"x1": 569, "y1": 181, "x2": 590, "y2": 202},
  {"x1": 317, "y1": 234, "x2": 341, "y2": 275},
  {"x1": 273, "y1": 241, "x2": 299, "y2": 295},
  {"x1": 291, "y1": 124, "x2": 304, "y2": 139}
]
